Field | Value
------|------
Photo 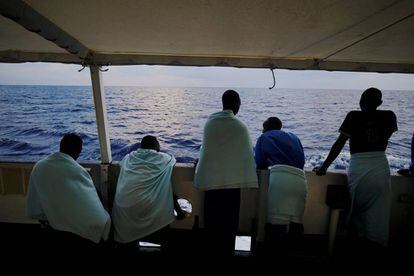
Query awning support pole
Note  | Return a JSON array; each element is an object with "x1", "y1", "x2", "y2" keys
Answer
[{"x1": 90, "y1": 65, "x2": 112, "y2": 164}]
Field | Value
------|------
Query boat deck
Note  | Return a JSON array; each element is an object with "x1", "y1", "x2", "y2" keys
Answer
[{"x1": 0, "y1": 161, "x2": 413, "y2": 265}]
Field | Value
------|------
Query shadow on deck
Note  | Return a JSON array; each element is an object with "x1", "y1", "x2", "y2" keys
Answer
[{"x1": 1, "y1": 222, "x2": 412, "y2": 268}]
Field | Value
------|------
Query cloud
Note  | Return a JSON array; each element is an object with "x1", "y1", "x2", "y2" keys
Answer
[
  {"x1": 0, "y1": 62, "x2": 413, "y2": 90},
  {"x1": 0, "y1": 63, "x2": 89, "y2": 85}
]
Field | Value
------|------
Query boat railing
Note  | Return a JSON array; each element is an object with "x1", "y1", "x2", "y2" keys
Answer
[{"x1": 0, "y1": 161, "x2": 413, "y2": 255}]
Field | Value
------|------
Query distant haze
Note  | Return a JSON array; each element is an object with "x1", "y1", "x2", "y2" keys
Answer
[{"x1": 0, "y1": 63, "x2": 414, "y2": 90}]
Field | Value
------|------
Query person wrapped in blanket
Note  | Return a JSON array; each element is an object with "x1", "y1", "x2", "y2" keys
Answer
[
  {"x1": 255, "y1": 117, "x2": 307, "y2": 255},
  {"x1": 194, "y1": 90, "x2": 258, "y2": 257},
  {"x1": 26, "y1": 133, "x2": 111, "y2": 251},
  {"x1": 112, "y1": 135, "x2": 188, "y2": 252},
  {"x1": 314, "y1": 87, "x2": 398, "y2": 250}
]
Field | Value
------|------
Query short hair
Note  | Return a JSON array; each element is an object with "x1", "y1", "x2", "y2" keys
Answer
[
  {"x1": 263, "y1": 117, "x2": 282, "y2": 131},
  {"x1": 360, "y1": 87, "x2": 382, "y2": 110},
  {"x1": 140, "y1": 135, "x2": 160, "y2": 151},
  {"x1": 60, "y1": 133, "x2": 82, "y2": 154},
  {"x1": 222, "y1": 90, "x2": 240, "y2": 108}
]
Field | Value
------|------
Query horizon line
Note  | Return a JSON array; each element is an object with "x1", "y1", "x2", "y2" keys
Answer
[{"x1": 1, "y1": 84, "x2": 413, "y2": 92}]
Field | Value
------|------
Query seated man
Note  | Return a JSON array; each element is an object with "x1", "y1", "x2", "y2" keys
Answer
[
  {"x1": 26, "y1": 133, "x2": 111, "y2": 247},
  {"x1": 112, "y1": 135, "x2": 186, "y2": 250},
  {"x1": 255, "y1": 117, "x2": 307, "y2": 254}
]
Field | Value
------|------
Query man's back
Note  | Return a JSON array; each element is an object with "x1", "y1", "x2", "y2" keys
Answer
[
  {"x1": 112, "y1": 148, "x2": 176, "y2": 243},
  {"x1": 255, "y1": 130, "x2": 305, "y2": 170},
  {"x1": 26, "y1": 152, "x2": 110, "y2": 243},
  {"x1": 194, "y1": 110, "x2": 257, "y2": 190},
  {"x1": 339, "y1": 110, "x2": 397, "y2": 154},
  {"x1": 202, "y1": 110, "x2": 250, "y2": 161},
  {"x1": 114, "y1": 149, "x2": 175, "y2": 206}
]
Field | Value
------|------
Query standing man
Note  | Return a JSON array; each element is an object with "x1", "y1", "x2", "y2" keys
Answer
[
  {"x1": 314, "y1": 87, "x2": 398, "y2": 248},
  {"x1": 194, "y1": 90, "x2": 258, "y2": 257},
  {"x1": 255, "y1": 117, "x2": 307, "y2": 255}
]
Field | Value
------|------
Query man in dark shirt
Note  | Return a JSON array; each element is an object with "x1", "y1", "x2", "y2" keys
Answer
[
  {"x1": 314, "y1": 88, "x2": 397, "y2": 173},
  {"x1": 338, "y1": 110, "x2": 397, "y2": 154},
  {"x1": 314, "y1": 87, "x2": 397, "y2": 248}
]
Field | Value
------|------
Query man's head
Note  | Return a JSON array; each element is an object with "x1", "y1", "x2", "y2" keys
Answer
[
  {"x1": 360, "y1": 87, "x2": 382, "y2": 112},
  {"x1": 60, "y1": 133, "x2": 82, "y2": 160},
  {"x1": 263, "y1": 117, "x2": 282, "y2": 133},
  {"x1": 140, "y1": 135, "x2": 160, "y2": 152},
  {"x1": 222, "y1": 90, "x2": 241, "y2": 115}
]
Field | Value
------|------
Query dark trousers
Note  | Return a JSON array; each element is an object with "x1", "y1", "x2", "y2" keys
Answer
[
  {"x1": 203, "y1": 188, "x2": 240, "y2": 257},
  {"x1": 264, "y1": 222, "x2": 304, "y2": 256},
  {"x1": 38, "y1": 225, "x2": 108, "y2": 255}
]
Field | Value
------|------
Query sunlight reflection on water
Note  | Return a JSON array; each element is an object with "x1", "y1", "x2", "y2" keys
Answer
[{"x1": 0, "y1": 85, "x2": 412, "y2": 171}]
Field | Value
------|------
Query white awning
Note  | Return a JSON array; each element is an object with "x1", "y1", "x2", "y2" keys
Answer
[{"x1": 1, "y1": 0, "x2": 413, "y2": 73}]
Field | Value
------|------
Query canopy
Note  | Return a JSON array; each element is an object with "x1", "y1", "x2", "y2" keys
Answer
[{"x1": 1, "y1": 0, "x2": 413, "y2": 73}]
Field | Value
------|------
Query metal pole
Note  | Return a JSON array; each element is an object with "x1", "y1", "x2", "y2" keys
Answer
[{"x1": 90, "y1": 65, "x2": 112, "y2": 164}]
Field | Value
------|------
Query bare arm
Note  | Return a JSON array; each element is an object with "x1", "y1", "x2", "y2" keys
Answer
[{"x1": 314, "y1": 134, "x2": 348, "y2": 175}]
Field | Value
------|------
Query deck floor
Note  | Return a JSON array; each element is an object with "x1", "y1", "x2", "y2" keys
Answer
[{"x1": 1, "y1": 223, "x2": 411, "y2": 268}]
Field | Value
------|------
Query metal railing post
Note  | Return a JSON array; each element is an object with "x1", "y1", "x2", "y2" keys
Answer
[
  {"x1": 90, "y1": 65, "x2": 112, "y2": 164},
  {"x1": 90, "y1": 65, "x2": 112, "y2": 209}
]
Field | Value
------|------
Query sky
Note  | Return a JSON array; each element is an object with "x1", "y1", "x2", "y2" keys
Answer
[{"x1": 0, "y1": 62, "x2": 414, "y2": 90}]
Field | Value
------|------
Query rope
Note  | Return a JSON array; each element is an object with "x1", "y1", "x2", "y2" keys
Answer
[
  {"x1": 77, "y1": 62, "x2": 109, "y2": 72},
  {"x1": 268, "y1": 68, "x2": 276, "y2": 90},
  {"x1": 78, "y1": 64, "x2": 86, "y2": 72}
]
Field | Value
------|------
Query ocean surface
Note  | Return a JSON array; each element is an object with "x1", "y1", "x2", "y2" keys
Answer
[{"x1": 0, "y1": 85, "x2": 413, "y2": 171}]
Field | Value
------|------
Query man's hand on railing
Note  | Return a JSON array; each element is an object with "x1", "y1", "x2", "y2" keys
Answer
[{"x1": 313, "y1": 166, "x2": 327, "y2": 176}]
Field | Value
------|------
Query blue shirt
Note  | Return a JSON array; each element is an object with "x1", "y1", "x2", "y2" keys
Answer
[{"x1": 255, "y1": 130, "x2": 305, "y2": 170}]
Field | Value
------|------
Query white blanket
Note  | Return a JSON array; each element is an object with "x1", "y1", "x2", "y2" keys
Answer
[
  {"x1": 267, "y1": 165, "x2": 308, "y2": 225},
  {"x1": 112, "y1": 149, "x2": 176, "y2": 243},
  {"x1": 347, "y1": 151, "x2": 391, "y2": 246},
  {"x1": 26, "y1": 152, "x2": 111, "y2": 243},
  {"x1": 194, "y1": 110, "x2": 258, "y2": 190}
]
